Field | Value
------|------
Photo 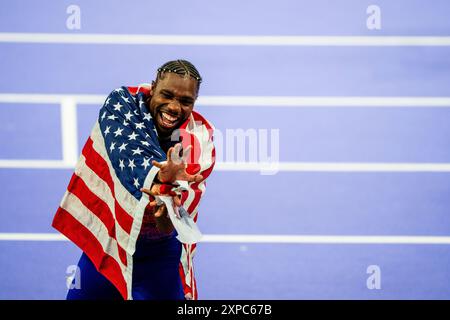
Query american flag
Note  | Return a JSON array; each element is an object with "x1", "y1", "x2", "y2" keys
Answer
[{"x1": 52, "y1": 85, "x2": 215, "y2": 300}]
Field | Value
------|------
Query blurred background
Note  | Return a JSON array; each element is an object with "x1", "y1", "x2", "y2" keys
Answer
[{"x1": 1, "y1": 0, "x2": 450, "y2": 299}]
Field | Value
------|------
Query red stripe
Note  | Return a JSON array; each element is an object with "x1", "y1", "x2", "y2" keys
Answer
[
  {"x1": 187, "y1": 147, "x2": 216, "y2": 214},
  {"x1": 126, "y1": 86, "x2": 138, "y2": 95},
  {"x1": 81, "y1": 137, "x2": 133, "y2": 233},
  {"x1": 178, "y1": 263, "x2": 190, "y2": 297},
  {"x1": 193, "y1": 276, "x2": 198, "y2": 300},
  {"x1": 189, "y1": 111, "x2": 214, "y2": 139},
  {"x1": 67, "y1": 173, "x2": 128, "y2": 266},
  {"x1": 52, "y1": 207, "x2": 128, "y2": 299},
  {"x1": 187, "y1": 157, "x2": 214, "y2": 214}
]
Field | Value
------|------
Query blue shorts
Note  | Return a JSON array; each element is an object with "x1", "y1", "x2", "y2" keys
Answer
[{"x1": 66, "y1": 236, "x2": 185, "y2": 300}]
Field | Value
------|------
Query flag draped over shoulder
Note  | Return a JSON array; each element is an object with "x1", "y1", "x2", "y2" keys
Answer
[{"x1": 52, "y1": 85, "x2": 215, "y2": 300}]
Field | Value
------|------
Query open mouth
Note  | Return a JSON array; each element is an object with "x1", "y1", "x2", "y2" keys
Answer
[{"x1": 158, "y1": 111, "x2": 180, "y2": 129}]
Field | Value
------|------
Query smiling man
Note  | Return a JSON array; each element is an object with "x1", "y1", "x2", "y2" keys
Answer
[{"x1": 54, "y1": 60, "x2": 215, "y2": 300}]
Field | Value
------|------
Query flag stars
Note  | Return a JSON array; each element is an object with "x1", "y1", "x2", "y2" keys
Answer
[
  {"x1": 122, "y1": 96, "x2": 130, "y2": 103},
  {"x1": 123, "y1": 120, "x2": 129, "y2": 126},
  {"x1": 128, "y1": 159, "x2": 136, "y2": 171},
  {"x1": 133, "y1": 178, "x2": 140, "y2": 189},
  {"x1": 107, "y1": 114, "x2": 118, "y2": 121},
  {"x1": 103, "y1": 125, "x2": 111, "y2": 136},
  {"x1": 105, "y1": 98, "x2": 111, "y2": 105},
  {"x1": 118, "y1": 142, "x2": 128, "y2": 152},
  {"x1": 113, "y1": 102, "x2": 123, "y2": 111},
  {"x1": 141, "y1": 140, "x2": 150, "y2": 147},
  {"x1": 119, "y1": 159, "x2": 125, "y2": 171},
  {"x1": 101, "y1": 111, "x2": 107, "y2": 121},
  {"x1": 132, "y1": 147, "x2": 144, "y2": 156},
  {"x1": 135, "y1": 122, "x2": 146, "y2": 130},
  {"x1": 109, "y1": 142, "x2": 116, "y2": 153},
  {"x1": 124, "y1": 111, "x2": 133, "y2": 121},
  {"x1": 142, "y1": 157, "x2": 151, "y2": 170},
  {"x1": 128, "y1": 131, "x2": 138, "y2": 141},
  {"x1": 113, "y1": 127, "x2": 124, "y2": 137},
  {"x1": 143, "y1": 112, "x2": 152, "y2": 121},
  {"x1": 114, "y1": 88, "x2": 123, "y2": 93}
]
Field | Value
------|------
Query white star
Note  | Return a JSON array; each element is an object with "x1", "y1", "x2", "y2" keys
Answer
[
  {"x1": 105, "y1": 98, "x2": 111, "y2": 105},
  {"x1": 118, "y1": 142, "x2": 128, "y2": 152},
  {"x1": 119, "y1": 159, "x2": 125, "y2": 171},
  {"x1": 142, "y1": 157, "x2": 151, "y2": 170},
  {"x1": 122, "y1": 97, "x2": 130, "y2": 103},
  {"x1": 132, "y1": 147, "x2": 144, "y2": 156},
  {"x1": 113, "y1": 102, "x2": 123, "y2": 111},
  {"x1": 145, "y1": 133, "x2": 150, "y2": 138},
  {"x1": 135, "y1": 122, "x2": 146, "y2": 130},
  {"x1": 103, "y1": 125, "x2": 111, "y2": 136},
  {"x1": 153, "y1": 128, "x2": 158, "y2": 136},
  {"x1": 107, "y1": 114, "x2": 118, "y2": 121},
  {"x1": 114, "y1": 88, "x2": 123, "y2": 93},
  {"x1": 128, "y1": 159, "x2": 136, "y2": 171},
  {"x1": 139, "y1": 100, "x2": 145, "y2": 107},
  {"x1": 141, "y1": 140, "x2": 150, "y2": 147},
  {"x1": 101, "y1": 111, "x2": 107, "y2": 121},
  {"x1": 134, "y1": 110, "x2": 139, "y2": 115},
  {"x1": 143, "y1": 112, "x2": 152, "y2": 121},
  {"x1": 109, "y1": 142, "x2": 116, "y2": 153},
  {"x1": 133, "y1": 177, "x2": 140, "y2": 189},
  {"x1": 124, "y1": 111, "x2": 133, "y2": 121},
  {"x1": 128, "y1": 131, "x2": 138, "y2": 141},
  {"x1": 113, "y1": 127, "x2": 124, "y2": 137},
  {"x1": 123, "y1": 120, "x2": 129, "y2": 126}
]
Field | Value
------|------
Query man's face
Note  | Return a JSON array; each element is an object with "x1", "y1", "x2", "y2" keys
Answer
[{"x1": 147, "y1": 72, "x2": 198, "y2": 139}]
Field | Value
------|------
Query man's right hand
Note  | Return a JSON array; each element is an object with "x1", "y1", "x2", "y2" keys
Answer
[{"x1": 152, "y1": 143, "x2": 203, "y2": 184}]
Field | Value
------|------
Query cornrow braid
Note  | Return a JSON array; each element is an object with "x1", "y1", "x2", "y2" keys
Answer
[{"x1": 156, "y1": 59, "x2": 202, "y2": 92}]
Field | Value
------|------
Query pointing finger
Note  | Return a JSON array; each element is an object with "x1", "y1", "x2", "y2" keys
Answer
[{"x1": 151, "y1": 160, "x2": 163, "y2": 169}]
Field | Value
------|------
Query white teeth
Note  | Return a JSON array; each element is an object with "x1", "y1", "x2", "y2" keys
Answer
[{"x1": 161, "y1": 112, "x2": 178, "y2": 122}]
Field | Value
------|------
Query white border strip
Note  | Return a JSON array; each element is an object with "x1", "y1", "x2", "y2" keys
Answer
[
  {"x1": 1, "y1": 33, "x2": 450, "y2": 46},
  {"x1": 2, "y1": 94, "x2": 450, "y2": 107},
  {"x1": 1, "y1": 233, "x2": 450, "y2": 244},
  {"x1": 1, "y1": 160, "x2": 450, "y2": 172}
]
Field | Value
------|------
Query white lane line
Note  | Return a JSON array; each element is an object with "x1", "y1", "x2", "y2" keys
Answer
[
  {"x1": 0, "y1": 233, "x2": 69, "y2": 241},
  {"x1": 1, "y1": 233, "x2": 450, "y2": 244},
  {"x1": 2, "y1": 94, "x2": 450, "y2": 107},
  {"x1": 202, "y1": 235, "x2": 450, "y2": 244},
  {"x1": 0, "y1": 160, "x2": 73, "y2": 169},
  {"x1": 1, "y1": 160, "x2": 450, "y2": 172},
  {"x1": 1, "y1": 33, "x2": 450, "y2": 46},
  {"x1": 216, "y1": 162, "x2": 450, "y2": 172},
  {"x1": 199, "y1": 96, "x2": 450, "y2": 108}
]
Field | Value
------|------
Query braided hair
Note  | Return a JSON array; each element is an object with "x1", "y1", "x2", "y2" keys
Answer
[{"x1": 155, "y1": 59, "x2": 203, "y2": 93}]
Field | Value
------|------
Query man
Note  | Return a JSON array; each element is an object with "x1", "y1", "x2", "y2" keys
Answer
[{"x1": 53, "y1": 60, "x2": 215, "y2": 300}]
